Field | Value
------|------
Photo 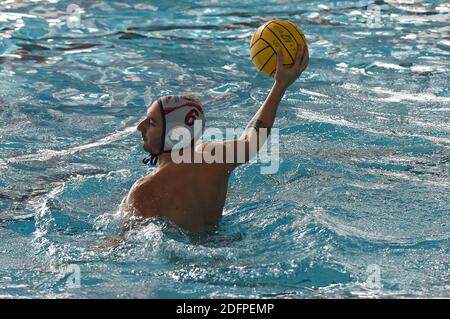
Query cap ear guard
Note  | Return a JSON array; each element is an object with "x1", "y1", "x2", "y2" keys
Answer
[
  {"x1": 167, "y1": 126, "x2": 189, "y2": 146},
  {"x1": 161, "y1": 95, "x2": 205, "y2": 152}
]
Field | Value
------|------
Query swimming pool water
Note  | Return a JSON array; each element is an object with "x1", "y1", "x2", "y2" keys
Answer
[{"x1": 0, "y1": 0, "x2": 449, "y2": 298}]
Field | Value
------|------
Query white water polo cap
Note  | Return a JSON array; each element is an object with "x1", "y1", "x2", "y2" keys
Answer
[{"x1": 143, "y1": 95, "x2": 205, "y2": 165}]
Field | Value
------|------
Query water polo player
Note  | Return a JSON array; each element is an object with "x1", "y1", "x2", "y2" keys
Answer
[{"x1": 122, "y1": 46, "x2": 309, "y2": 233}]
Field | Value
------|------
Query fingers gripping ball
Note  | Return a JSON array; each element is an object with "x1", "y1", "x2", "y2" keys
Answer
[{"x1": 249, "y1": 19, "x2": 308, "y2": 77}]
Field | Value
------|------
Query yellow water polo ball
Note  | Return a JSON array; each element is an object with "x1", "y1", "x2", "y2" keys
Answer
[{"x1": 249, "y1": 19, "x2": 308, "y2": 77}]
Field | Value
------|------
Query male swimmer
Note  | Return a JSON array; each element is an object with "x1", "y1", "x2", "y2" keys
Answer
[{"x1": 122, "y1": 46, "x2": 309, "y2": 234}]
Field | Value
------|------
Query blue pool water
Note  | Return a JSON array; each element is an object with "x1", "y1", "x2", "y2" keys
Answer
[{"x1": 0, "y1": 0, "x2": 449, "y2": 298}]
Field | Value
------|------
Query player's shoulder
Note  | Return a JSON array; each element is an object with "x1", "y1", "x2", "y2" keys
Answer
[
  {"x1": 125, "y1": 174, "x2": 161, "y2": 214},
  {"x1": 130, "y1": 174, "x2": 155, "y2": 191}
]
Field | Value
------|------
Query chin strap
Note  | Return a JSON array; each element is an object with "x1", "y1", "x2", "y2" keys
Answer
[{"x1": 142, "y1": 153, "x2": 159, "y2": 166}]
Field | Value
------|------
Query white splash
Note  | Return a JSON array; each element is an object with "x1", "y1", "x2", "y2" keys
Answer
[
  {"x1": 371, "y1": 61, "x2": 405, "y2": 70},
  {"x1": 371, "y1": 87, "x2": 450, "y2": 103},
  {"x1": 0, "y1": 12, "x2": 36, "y2": 22},
  {"x1": 8, "y1": 125, "x2": 137, "y2": 163},
  {"x1": 296, "y1": 109, "x2": 450, "y2": 147}
]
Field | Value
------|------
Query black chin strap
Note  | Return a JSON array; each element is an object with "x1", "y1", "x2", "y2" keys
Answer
[{"x1": 143, "y1": 153, "x2": 159, "y2": 166}]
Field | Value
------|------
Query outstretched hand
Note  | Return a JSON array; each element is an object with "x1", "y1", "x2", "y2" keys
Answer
[{"x1": 274, "y1": 44, "x2": 309, "y2": 89}]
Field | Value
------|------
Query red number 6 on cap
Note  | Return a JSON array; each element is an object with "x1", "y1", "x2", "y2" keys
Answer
[{"x1": 184, "y1": 109, "x2": 199, "y2": 126}]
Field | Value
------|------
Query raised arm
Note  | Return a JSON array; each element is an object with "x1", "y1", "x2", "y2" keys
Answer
[
  {"x1": 201, "y1": 44, "x2": 309, "y2": 171},
  {"x1": 243, "y1": 45, "x2": 309, "y2": 145}
]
